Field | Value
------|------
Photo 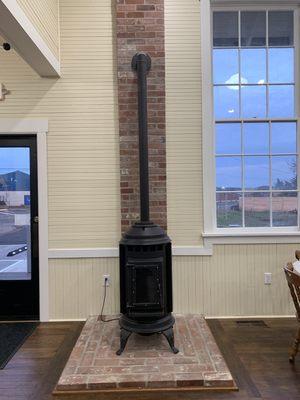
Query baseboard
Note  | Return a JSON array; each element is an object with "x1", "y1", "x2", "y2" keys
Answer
[
  {"x1": 48, "y1": 315, "x2": 295, "y2": 322},
  {"x1": 49, "y1": 318, "x2": 86, "y2": 322},
  {"x1": 205, "y1": 315, "x2": 295, "y2": 319}
]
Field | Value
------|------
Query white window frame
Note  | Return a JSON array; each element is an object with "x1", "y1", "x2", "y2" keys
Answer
[{"x1": 201, "y1": 0, "x2": 300, "y2": 241}]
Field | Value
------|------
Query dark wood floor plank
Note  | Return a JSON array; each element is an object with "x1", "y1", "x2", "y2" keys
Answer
[
  {"x1": 33, "y1": 322, "x2": 84, "y2": 400},
  {"x1": 207, "y1": 320, "x2": 262, "y2": 399},
  {"x1": 0, "y1": 322, "x2": 84, "y2": 400},
  {"x1": 0, "y1": 318, "x2": 299, "y2": 400}
]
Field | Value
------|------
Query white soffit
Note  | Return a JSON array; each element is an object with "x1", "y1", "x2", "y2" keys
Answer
[{"x1": 0, "y1": 0, "x2": 60, "y2": 77}]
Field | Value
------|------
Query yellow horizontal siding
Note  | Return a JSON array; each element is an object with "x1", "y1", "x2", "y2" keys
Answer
[
  {"x1": 0, "y1": 0, "x2": 120, "y2": 248},
  {"x1": 165, "y1": 0, "x2": 203, "y2": 246},
  {"x1": 17, "y1": 0, "x2": 60, "y2": 59}
]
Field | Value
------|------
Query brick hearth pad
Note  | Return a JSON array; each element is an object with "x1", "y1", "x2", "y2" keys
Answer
[{"x1": 54, "y1": 315, "x2": 236, "y2": 394}]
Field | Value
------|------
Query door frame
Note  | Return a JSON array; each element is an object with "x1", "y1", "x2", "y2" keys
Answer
[{"x1": 0, "y1": 119, "x2": 48, "y2": 321}]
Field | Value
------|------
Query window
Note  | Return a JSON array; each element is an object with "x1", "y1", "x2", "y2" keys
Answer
[{"x1": 212, "y1": 9, "x2": 298, "y2": 229}]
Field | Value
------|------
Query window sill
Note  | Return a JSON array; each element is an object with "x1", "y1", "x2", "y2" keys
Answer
[{"x1": 202, "y1": 230, "x2": 300, "y2": 245}]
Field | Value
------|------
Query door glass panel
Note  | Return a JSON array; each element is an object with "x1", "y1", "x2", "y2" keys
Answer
[{"x1": 0, "y1": 148, "x2": 31, "y2": 280}]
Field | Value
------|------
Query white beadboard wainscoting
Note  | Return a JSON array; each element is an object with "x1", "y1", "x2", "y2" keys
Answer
[
  {"x1": 49, "y1": 243, "x2": 295, "y2": 320},
  {"x1": 49, "y1": 257, "x2": 119, "y2": 321}
]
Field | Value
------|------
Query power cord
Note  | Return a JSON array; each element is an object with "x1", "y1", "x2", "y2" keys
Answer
[{"x1": 99, "y1": 277, "x2": 120, "y2": 323}]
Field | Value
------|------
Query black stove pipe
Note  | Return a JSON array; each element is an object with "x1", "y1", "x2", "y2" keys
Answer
[{"x1": 132, "y1": 53, "x2": 152, "y2": 223}]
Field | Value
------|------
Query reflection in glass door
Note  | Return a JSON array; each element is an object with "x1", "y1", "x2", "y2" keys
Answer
[
  {"x1": 0, "y1": 136, "x2": 39, "y2": 319},
  {"x1": 0, "y1": 148, "x2": 31, "y2": 280}
]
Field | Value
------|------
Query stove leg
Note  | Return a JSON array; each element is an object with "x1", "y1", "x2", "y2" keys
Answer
[
  {"x1": 162, "y1": 327, "x2": 179, "y2": 354},
  {"x1": 116, "y1": 329, "x2": 132, "y2": 356}
]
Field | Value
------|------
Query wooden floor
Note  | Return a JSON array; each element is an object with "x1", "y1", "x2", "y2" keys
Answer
[{"x1": 0, "y1": 318, "x2": 299, "y2": 400}]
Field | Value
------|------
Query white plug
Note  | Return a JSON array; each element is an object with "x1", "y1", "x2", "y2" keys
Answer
[{"x1": 103, "y1": 274, "x2": 110, "y2": 287}]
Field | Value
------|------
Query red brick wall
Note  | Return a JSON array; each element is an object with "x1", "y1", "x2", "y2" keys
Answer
[{"x1": 116, "y1": 0, "x2": 167, "y2": 233}]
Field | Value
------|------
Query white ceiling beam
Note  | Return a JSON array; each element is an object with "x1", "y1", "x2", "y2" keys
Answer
[{"x1": 0, "y1": 0, "x2": 60, "y2": 77}]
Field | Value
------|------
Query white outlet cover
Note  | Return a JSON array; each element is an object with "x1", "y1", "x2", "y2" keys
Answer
[
  {"x1": 103, "y1": 274, "x2": 110, "y2": 286},
  {"x1": 264, "y1": 272, "x2": 272, "y2": 285}
]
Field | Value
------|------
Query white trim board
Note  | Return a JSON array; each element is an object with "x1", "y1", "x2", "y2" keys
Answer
[
  {"x1": 211, "y1": 0, "x2": 300, "y2": 5},
  {"x1": 0, "y1": 0, "x2": 60, "y2": 77},
  {"x1": 201, "y1": 0, "x2": 215, "y2": 234},
  {"x1": 49, "y1": 248, "x2": 119, "y2": 259},
  {"x1": 0, "y1": 119, "x2": 48, "y2": 133},
  {"x1": 204, "y1": 235, "x2": 300, "y2": 246},
  {"x1": 48, "y1": 232, "x2": 300, "y2": 259},
  {"x1": 0, "y1": 118, "x2": 49, "y2": 322},
  {"x1": 49, "y1": 315, "x2": 295, "y2": 322},
  {"x1": 205, "y1": 315, "x2": 295, "y2": 319},
  {"x1": 49, "y1": 318, "x2": 86, "y2": 322},
  {"x1": 48, "y1": 246, "x2": 214, "y2": 258}
]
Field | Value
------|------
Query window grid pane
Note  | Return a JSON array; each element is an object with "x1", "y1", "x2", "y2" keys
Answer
[{"x1": 213, "y1": 9, "x2": 297, "y2": 228}]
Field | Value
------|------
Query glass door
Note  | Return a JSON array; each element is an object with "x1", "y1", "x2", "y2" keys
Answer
[{"x1": 0, "y1": 136, "x2": 39, "y2": 319}]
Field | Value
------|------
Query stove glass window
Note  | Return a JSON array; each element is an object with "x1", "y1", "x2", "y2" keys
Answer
[{"x1": 135, "y1": 268, "x2": 158, "y2": 304}]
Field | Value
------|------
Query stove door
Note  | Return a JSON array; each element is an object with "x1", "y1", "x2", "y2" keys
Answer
[{"x1": 126, "y1": 258, "x2": 164, "y2": 317}]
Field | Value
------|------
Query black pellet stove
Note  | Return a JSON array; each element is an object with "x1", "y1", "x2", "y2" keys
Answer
[{"x1": 116, "y1": 53, "x2": 178, "y2": 356}]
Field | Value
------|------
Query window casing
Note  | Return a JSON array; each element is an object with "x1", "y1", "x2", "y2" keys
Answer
[{"x1": 211, "y1": 5, "x2": 299, "y2": 232}]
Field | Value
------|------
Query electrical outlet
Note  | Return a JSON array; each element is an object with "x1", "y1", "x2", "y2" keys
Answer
[
  {"x1": 0, "y1": 83, "x2": 4, "y2": 101},
  {"x1": 103, "y1": 274, "x2": 111, "y2": 287},
  {"x1": 264, "y1": 272, "x2": 272, "y2": 285}
]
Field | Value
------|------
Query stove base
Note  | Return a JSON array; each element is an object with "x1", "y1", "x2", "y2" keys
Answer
[{"x1": 116, "y1": 313, "x2": 179, "y2": 355}]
